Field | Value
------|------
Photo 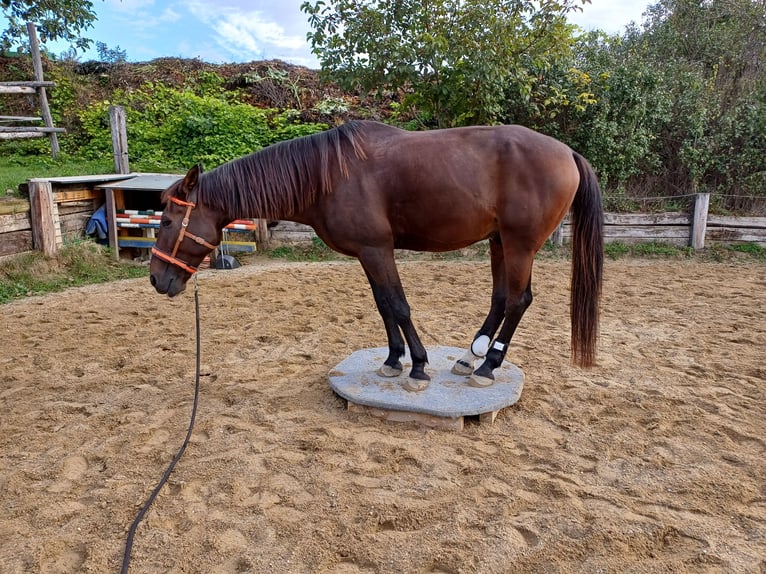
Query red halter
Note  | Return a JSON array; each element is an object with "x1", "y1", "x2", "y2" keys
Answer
[{"x1": 151, "y1": 196, "x2": 218, "y2": 275}]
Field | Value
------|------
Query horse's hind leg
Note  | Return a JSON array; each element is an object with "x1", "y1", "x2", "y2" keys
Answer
[
  {"x1": 470, "y1": 250, "x2": 535, "y2": 388},
  {"x1": 359, "y1": 250, "x2": 430, "y2": 391},
  {"x1": 452, "y1": 235, "x2": 507, "y2": 375}
]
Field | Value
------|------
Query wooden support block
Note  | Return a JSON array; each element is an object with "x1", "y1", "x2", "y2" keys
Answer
[
  {"x1": 479, "y1": 410, "x2": 500, "y2": 425},
  {"x1": 347, "y1": 401, "x2": 465, "y2": 431},
  {"x1": 28, "y1": 180, "x2": 57, "y2": 257}
]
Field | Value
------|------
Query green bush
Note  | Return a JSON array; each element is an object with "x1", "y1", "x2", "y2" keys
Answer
[{"x1": 75, "y1": 82, "x2": 328, "y2": 171}]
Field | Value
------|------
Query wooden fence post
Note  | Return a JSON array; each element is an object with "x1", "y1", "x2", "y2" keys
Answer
[
  {"x1": 29, "y1": 180, "x2": 57, "y2": 257},
  {"x1": 109, "y1": 105, "x2": 130, "y2": 174},
  {"x1": 256, "y1": 219, "x2": 270, "y2": 249},
  {"x1": 691, "y1": 192, "x2": 710, "y2": 250},
  {"x1": 550, "y1": 221, "x2": 564, "y2": 246}
]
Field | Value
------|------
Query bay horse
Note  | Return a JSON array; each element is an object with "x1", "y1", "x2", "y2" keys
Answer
[{"x1": 150, "y1": 120, "x2": 603, "y2": 391}]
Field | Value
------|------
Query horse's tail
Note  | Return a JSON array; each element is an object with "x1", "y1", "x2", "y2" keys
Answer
[{"x1": 569, "y1": 152, "x2": 604, "y2": 368}]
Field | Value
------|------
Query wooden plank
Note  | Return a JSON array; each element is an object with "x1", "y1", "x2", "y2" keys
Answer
[
  {"x1": 54, "y1": 189, "x2": 101, "y2": 203},
  {"x1": 28, "y1": 180, "x2": 57, "y2": 257},
  {"x1": 0, "y1": 212, "x2": 31, "y2": 233},
  {"x1": 347, "y1": 402, "x2": 465, "y2": 431},
  {"x1": 706, "y1": 227, "x2": 766, "y2": 244},
  {"x1": 52, "y1": 202, "x2": 62, "y2": 248},
  {"x1": 59, "y1": 212, "x2": 90, "y2": 235},
  {"x1": 0, "y1": 199, "x2": 30, "y2": 215},
  {"x1": 707, "y1": 215, "x2": 766, "y2": 229},
  {"x1": 29, "y1": 174, "x2": 134, "y2": 185},
  {"x1": 0, "y1": 230, "x2": 33, "y2": 256},
  {"x1": 561, "y1": 225, "x2": 691, "y2": 242},
  {"x1": 57, "y1": 201, "x2": 99, "y2": 212},
  {"x1": 603, "y1": 212, "x2": 691, "y2": 226},
  {"x1": 117, "y1": 236, "x2": 257, "y2": 252}
]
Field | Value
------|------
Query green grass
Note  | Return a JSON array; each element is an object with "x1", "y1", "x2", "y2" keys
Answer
[
  {"x1": 0, "y1": 153, "x2": 114, "y2": 197},
  {"x1": 603, "y1": 241, "x2": 694, "y2": 260},
  {"x1": 726, "y1": 242, "x2": 766, "y2": 259},
  {"x1": 0, "y1": 239, "x2": 147, "y2": 304}
]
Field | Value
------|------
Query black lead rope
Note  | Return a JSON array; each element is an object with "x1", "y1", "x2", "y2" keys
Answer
[{"x1": 121, "y1": 276, "x2": 202, "y2": 574}]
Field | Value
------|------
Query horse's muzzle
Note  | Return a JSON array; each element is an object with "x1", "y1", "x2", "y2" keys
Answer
[{"x1": 149, "y1": 272, "x2": 187, "y2": 297}]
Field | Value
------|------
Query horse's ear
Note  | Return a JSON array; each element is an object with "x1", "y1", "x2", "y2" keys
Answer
[{"x1": 180, "y1": 165, "x2": 203, "y2": 197}]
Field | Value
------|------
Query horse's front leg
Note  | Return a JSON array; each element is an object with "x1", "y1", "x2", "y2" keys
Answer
[
  {"x1": 358, "y1": 252, "x2": 430, "y2": 392},
  {"x1": 363, "y1": 269, "x2": 404, "y2": 377}
]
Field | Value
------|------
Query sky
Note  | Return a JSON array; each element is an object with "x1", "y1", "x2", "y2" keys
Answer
[{"x1": 11, "y1": 0, "x2": 652, "y2": 68}]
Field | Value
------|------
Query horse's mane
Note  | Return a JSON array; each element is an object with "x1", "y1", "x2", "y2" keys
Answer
[{"x1": 197, "y1": 120, "x2": 369, "y2": 220}]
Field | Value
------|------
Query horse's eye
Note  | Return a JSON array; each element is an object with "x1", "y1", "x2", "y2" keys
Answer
[{"x1": 161, "y1": 218, "x2": 172, "y2": 228}]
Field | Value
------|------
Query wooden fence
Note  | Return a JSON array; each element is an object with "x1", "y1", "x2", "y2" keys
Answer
[{"x1": 1, "y1": 190, "x2": 765, "y2": 260}]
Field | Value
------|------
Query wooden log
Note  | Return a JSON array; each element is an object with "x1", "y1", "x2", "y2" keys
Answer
[
  {"x1": 0, "y1": 86, "x2": 37, "y2": 94},
  {"x1": 0, "y1": 81, "x2": 56, "y2": 88},
  {"x1": 28, "y1": 180, "x2": 58, "y2": 257},
  {"x1": 0, "y1": 131, "x2": 46, "y2": 140},
  {"x1": 0, "y1": 126, "x2": 66, "y2": 133},
  {"x1": 109, "y1": 105, "x2": 130, "y2": 174},
  {"x1": 691, "y1": 192, "x2": 711, "y2": 250},
  {"x1": 27, "y1": 22, "x2": 60, "y2": 157},
  {"x1": 0, "y1": 115, "x2": 43, "y2": 122}
]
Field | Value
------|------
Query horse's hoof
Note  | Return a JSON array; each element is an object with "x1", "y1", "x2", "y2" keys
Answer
[
  {"x1": 451, "y1": 360, "x2": 473, "y2": 376},
  {"x1": 468, "y1": 374, "x2": 495, "y2": 388},
  {"x1": 402, "y1": 378, "x2": 430, "y2": 392},
  {"x1": 378, "y1": 364, "x2": 403, "y2": 378}
]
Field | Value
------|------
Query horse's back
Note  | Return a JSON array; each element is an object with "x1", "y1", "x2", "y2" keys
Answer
[{"x1": 310, "y1": 122, "x2": 580, "y2": 254}]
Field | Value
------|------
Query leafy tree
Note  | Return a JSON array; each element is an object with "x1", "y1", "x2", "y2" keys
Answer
[
  {"x1": 95, "y1": 41, "x2": 126, "y2": 64},
  {"x1": 637, "y1": 0, "x2": 766, "y2": 205},
  {"x1": 301, "y1": 0, "x2": 591, "y2": 127},
  {"x1": 1, "y1": 0, "x2": 101, "y2": 51}
]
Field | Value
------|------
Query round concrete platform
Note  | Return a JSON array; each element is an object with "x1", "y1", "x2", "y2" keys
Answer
[{"x1": 328, "y1": 346, "x2": 524, "y2": 425}]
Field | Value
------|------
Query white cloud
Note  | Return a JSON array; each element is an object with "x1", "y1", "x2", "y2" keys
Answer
[
  {"x1": 569, "y1": 0, "x2": 649, "y2": 33},
  {"x1": 187, "y1": 1, "x2": 305, "y2": 60}
]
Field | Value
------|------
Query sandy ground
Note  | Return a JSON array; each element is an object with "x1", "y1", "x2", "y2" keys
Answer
[{"x1": 0, "y1": 257, "x2": 764, "y2": 573}]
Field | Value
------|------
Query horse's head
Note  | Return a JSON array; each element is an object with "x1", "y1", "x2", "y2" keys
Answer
[{"x1": 149, "y1": 165, "x2": 225, "y2": 297}]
